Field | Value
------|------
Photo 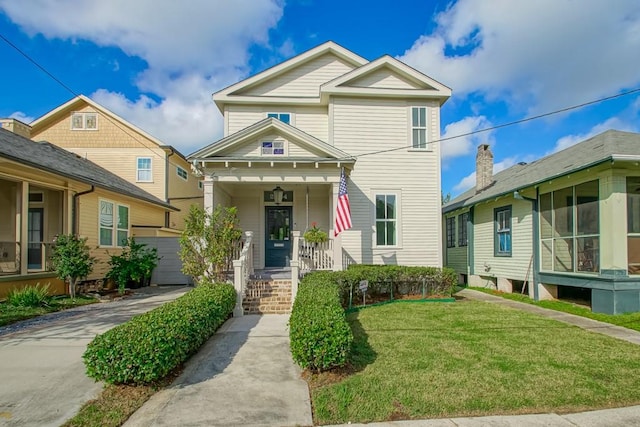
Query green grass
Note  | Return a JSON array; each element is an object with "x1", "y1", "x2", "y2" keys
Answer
[
  {"x1": 469, "y1": 287, "x2": 640, "y2": 332},
  {"x1": 0, "y1": 296, "x2": 97, "y2": 327},
  {"x1": 309, "y1": 301, "x2": 640, "y2": 424}
]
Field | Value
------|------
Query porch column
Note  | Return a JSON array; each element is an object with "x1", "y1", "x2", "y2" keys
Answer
[
  {"x1": 600, "y1": 172, "x2": 627, "y2": 274},
  {"x1": 203, "y1": 174, "x2": 215, "y2": 214},
  {"x1": 232, "y1": 259, "x2": 244, "y2": 317},
  {"x1": 18, "y1": 181, "x2": 28, "y2": 275},
  {"x1": 331, "y1": 229, "x2": 342, "y2": 271}
]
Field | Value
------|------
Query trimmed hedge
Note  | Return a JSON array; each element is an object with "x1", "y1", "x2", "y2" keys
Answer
[
  {"x1": 83, "y1": 282, "x2": 235, "y2": 385},
  {"x1": 289, "y1": 272, "x2": 353, "y2": 372},
  {"x1": 333, "y1": 265, "x2": 458, "y2": 307}
]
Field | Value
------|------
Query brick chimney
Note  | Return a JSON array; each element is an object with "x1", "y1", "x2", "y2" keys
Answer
[{"x1": 476, "y1": 144, "x2": 493, "y2": 193}]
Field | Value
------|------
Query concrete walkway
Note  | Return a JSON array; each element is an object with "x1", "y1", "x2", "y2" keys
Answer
[
  {"x1": 0, "y1": 286, "x2": 189, "y2": 427},
  {"x1": 124, "y1": 314, "x2": 312, "y2": 427}
]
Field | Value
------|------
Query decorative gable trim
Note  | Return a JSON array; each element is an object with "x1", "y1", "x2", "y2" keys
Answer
[
  {"x1": 188, "y1": 117, "x2": 354, "y2": 161},
  {"x1": 321, "y1": 55, "x2": 452, "y2": 104},
  {"x1": 212, "y1": 41, "x2": 368, "y2": 111}
]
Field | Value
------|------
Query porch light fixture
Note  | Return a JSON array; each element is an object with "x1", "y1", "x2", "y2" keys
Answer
[{"x1": 272, "y1": 185, "x2": 284, "y2": 204}]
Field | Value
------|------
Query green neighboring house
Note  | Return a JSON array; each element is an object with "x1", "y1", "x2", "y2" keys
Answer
[{"x1": 443, "y1": 130, "x2": 640, "y2": 314}]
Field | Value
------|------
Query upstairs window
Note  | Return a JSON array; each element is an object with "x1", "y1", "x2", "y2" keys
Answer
[
  {"x1": 494, "y1": 206, "x2": 512, "y2": 256},
  {"x1": 137, "y1": 157, "x2": 152, "y2": 182},
  {"x1": 446, "y1": 217, "x2": 456, "y2": 248},
  {"x1": 267, "y1": 112, "x2": 291, "y2": 124},
  {"x1": 177, "y1": 166, "x2": 188, "y2": 180},
  {"x1": 411, "y1": 107, "x2": 427, "y2": 149},
  {"x1": 262, "y1": 141, "x2": 285, "y2": 156},
  {"x1": 71, "y1": 112, "x2": 97, "y2": 130},
  {"x1": 458, "y1": 212, "x2": 469, "y2": 247}
]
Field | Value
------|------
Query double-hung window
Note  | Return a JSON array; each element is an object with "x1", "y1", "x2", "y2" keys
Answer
[
  {"x1": 71, "y1": 112, "x2": 98, "y2": 130},
  {"x1": 267, "y1": 112, "x2": 291, "y2": 124},
  {"x1": 446, "y1": 217, "x2": 456, "y2": 248},
  {"x1": 411, "y1": 107, "x2": 427, "y2": 149},
  {"x1": 137, "y1": 157, "x2": 152, "y2": 182},
  {"x1": 99, "y1": 200, "x2": 129, "y2": 247},
  {"x1": 177, "y1": 166, "x2": 188, "y2": 180},
  {"x1": 375, "y1": 194, "x2": 397, "y2": 246},
  {"x1": 495, "y1": 206, "x2": 512, "y2": 256},
  {"x1": 458, "y1": 212, "x2": 469, "y2": 247}
]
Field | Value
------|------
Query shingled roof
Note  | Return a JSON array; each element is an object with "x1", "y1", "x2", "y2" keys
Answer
[
  {"x1": 0, "y1": 128, "x2": 176, "y2": 210},
  {"x1": 443, "y1": 130, "x2": 640, "y2": 213}
]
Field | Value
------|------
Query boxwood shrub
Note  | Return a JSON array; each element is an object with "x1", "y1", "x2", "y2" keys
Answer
[
  {"x1": 289, "y1": 272, "x2": 352, "y2": 372},
  {"x1": 83, "y1": 281, "x2": 235, "y2": 385}
]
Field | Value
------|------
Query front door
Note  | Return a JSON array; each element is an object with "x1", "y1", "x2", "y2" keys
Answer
[
  {"x1": 28, "y1": 208, "x2": 44, "y2": 270},
  {"x1": 265, "y1": 206, "x2": 292, "y2": 267}
]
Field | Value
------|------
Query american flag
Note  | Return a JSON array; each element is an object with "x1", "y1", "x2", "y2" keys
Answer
[{"x1": 334, "y1": 169, "x2": 352, "y2": 236}]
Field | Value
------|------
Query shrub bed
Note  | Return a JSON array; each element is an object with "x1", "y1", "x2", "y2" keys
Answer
[
  {"x1": 83, "y1": 282, "x2": 235, "y2": 385},
  {"x1": 334, "y1": 265, "x2": 458, "y2": 307},
  {"x1": 289, "y1": 272, "x2": 353, "y2": 372}
]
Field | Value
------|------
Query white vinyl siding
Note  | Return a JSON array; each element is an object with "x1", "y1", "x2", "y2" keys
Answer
[
  {"x1": 333, "y1": 97, "x2": 441, "y2": 266},
  {"x1": 226, "y1": 105, "x2": 328, "y2": 141},
  {"x1": 99, "y1": 199, "x2": 129, "y2": 247},
  {"x1": 348, "y1": 68, "x2": 423, "y2": 89},
  {"x1": 137, "y1": 157, "x2": 152, "y2": 182},
  {"x1": 239, "y1": 53, "x2": 356, "y2": 97}
]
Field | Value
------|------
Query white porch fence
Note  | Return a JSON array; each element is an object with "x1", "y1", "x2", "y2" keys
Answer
[{"x1": 232, "y1": 231, "x2": 254, "y2": 317}]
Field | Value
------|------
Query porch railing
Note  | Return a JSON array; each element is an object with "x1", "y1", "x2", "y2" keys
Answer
[
  {"x1": 299, "y1": 238, "x2": 334, "y2": 271},
  {"x1": 232, "y1": 231, "x2": 254, "y2": 317},
  {"x1": 0, "y1": 241, "x2": 20, "y2": 274}
]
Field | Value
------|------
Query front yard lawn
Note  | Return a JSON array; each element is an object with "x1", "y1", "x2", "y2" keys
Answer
[
  {"x1": 470, "y1": 287, "x2": 640, "y2": 332},
  {"x1": 309, "y1": 300, "x2": 640, "y2": 425},
  {"x1": 0, "y1": 296, "x2": 97, "y2": 327}
]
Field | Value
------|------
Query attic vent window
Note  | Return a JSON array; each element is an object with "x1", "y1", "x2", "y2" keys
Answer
[
  {"x1": 262, "y1": 141, "x2": 285, "y2": 156},
  {"x1": 71, "y1": 112, "x2": 98, "y2": 130},
  {"x1": 267, "y1": 113, "x2": 291, "y2": 125}
]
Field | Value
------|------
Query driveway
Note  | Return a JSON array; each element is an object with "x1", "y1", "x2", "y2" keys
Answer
[{"x1": 0, "y1": 286, "x2": 189, "y2": 427}]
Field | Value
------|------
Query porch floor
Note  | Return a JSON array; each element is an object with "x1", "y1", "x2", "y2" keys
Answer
[{"x1": 250, "y1": 268, "x2": 292, "y2": 280}]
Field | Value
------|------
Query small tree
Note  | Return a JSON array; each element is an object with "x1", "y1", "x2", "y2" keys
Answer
[
  {"x1": 179, "y1": 204, "x2": 242, "y2": 282},
  {"x1": 51, "y1": 234, "x2": 96, "y2": 298},
  {"x1": 106, "y1": 237, "x2": 159, "y2": 294}
]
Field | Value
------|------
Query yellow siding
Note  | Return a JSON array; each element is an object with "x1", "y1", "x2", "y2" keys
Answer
[
  {"x1": 346, "y1": 68, "x2": 423, "y2": 89},
  {"x1": 333, "y1": 97, "x2": 442, "y2": 267},
  {"x1": 77, "y1": 190, "x2": 166, "y2": 280},
  {"x1": 239, "y1": 53, "x2": 356, "y2": 97},
  {"x1": 473, "y1": 198, "x2": 533, "y2": 281}
]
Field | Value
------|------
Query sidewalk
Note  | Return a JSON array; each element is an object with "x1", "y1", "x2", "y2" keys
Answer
[
  {"x1": 0, "y1": 286, "x2": 189, "y2": 427},
  {"x1": 124, "y1": 314, "x2": 313, "y2": 427}
]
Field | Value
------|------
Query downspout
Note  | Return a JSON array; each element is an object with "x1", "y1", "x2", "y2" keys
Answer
[
  {"x1": 72, "y1": 186, "x2": 95, "y2": 234},
  {"x1": 165, "y1": 148, "x2": 175, "y2": 228}
]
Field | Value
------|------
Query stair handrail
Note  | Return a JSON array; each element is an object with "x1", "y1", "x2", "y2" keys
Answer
[{"x1": 232, "y1": 231, "x2": 254, "y2": 316}]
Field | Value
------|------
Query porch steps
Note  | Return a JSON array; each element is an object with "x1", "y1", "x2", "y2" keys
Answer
[{"x1": 243, "y1": 279, "x2": 292, "y2": 315}]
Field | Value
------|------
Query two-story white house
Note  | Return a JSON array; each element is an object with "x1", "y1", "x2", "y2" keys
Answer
[{"x1": 189, "y1": 41, "x2": 451, "y2": 278}]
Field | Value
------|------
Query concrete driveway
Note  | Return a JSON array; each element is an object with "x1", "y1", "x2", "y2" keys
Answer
[{"x1": 0, "y1": 286, "x2": 189, "y2": 427}]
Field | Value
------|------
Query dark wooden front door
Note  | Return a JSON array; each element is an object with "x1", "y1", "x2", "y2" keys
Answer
[{"x1": 265, "y1": 206, "x2": 292, "y2": 267}]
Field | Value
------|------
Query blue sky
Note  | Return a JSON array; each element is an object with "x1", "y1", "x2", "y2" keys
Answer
[{"x1": 1, "y1": 0, "x2": 639, "y2": 197}]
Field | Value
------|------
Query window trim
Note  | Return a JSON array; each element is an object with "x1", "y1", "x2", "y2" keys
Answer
[
  {"x1": 71, "y1": 112, "x2": 98, "y2": 131},
  {"x1": 446, "y1": 216, "x2": 456, "y2": 248},
  {"x1": 136, "y1": 157, "x2": 153, "y2": 182},
  {"x1": 176, "y1": 166, "x2": 188, "y2": 181},
  {"x1": 373, "y1": 190, "x2": 401, "y2": 248},
  {"x1": 494, "y1": 205, "x2": 512, "y2": 257},
  {"x1": 99, "y1": 199, "x2": 130, "y2": 248},
  {"x1": 409, "y1": 106, "x2": 428, "y2": 150},
  {"x1": 458, "y1": 212, "x2": 469, "y2": 247},
  {"x1": 266, "y1": 112, "x2": 293, "y2": 125}
]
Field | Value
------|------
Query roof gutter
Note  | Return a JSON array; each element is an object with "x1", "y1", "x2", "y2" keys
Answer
[{"x1": 72, "y1": 186, "x2": 95, "y2": 234}]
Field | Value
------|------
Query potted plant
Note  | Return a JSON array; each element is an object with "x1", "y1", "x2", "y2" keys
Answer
[{"x1": 303, "y1": 222, "x2": 328, "y2": 244}]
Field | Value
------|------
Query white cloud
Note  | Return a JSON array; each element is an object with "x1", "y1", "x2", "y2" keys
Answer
[
  {"x1": 9, "y1": 111, "x2": 34, "y2": 124},
  {"x1": 453, "y1": 157, "x2": 517, "y2": 194},
  {"x1": 400, "y1": 0, "x2": 640, "y2": 114},
  {"x1": 0, "y1": 0, "x2": 284, "y2": 152},
  {"x1": 440, "y1": 115, "x2": 493, "y2": 161},
  {"x1": 551, "y1": 117, "x2": 639, "y2": 154}
]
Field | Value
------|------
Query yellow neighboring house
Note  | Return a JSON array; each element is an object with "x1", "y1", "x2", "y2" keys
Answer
[
  {"x1": 29, "y1": 95, "x2": 203, "y2": 231},
  {"x1": 0, "y1": 125, "x2": 177, "y2": 298}
]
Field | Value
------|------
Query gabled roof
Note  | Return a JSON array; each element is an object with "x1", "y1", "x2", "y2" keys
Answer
[
  {"x1": 188, "y1": 117, "x2": 354, "y2": 162},
  {"x1": 443, "y1": 130, "x2": 640, "y2": 213},
  {"x1": 321, "y1": 55, "x2": 452, "y2": 104},
  {"x1": 213, "y1": 41, "x2": 367, "y2": 111},
  {"x1": 0, "y1": 128, "x2": 176, "y2": 211},
  {"x1": 30, "y1": 94, "x2": 187, "y2": 158}
]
